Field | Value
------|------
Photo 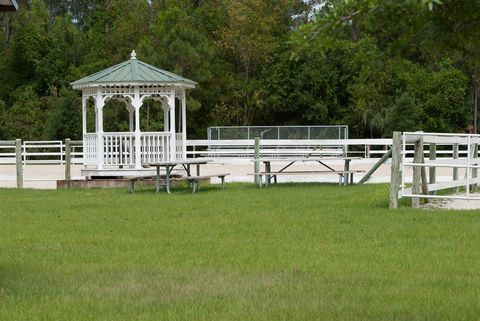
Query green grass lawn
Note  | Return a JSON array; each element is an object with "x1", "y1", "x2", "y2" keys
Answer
[{"x1": 1, "y1": 183, "x2": 480, "y2": 321}]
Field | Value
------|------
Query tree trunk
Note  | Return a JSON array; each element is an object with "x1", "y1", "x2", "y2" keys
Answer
[{"x1": 2, "y1": 13, "x2": 12, "y2": 54}]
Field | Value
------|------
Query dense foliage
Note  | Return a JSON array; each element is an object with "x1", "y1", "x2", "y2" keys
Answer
[{"x1": 0, "y1": 0, "x2": 478, "y2": 139}]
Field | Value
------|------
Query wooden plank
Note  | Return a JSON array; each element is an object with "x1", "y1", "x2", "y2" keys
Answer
[
  {"x1": 0, "y1": 141, "x2": 16, "y2": 146},
  {"x1": 420, "y1": 148, "x2": 429, "y2": 203},
  {"x1": 65, "y1": 139, "x2": 71, "y2": 181},
  {"x1": 411, "y1": 138, "x2": 423, "y2": 208},
  {"x1": 453, "y1": 143, "x2": 459, "y2": 193},
  {"x1": 183, "y1": 173, "x2": 230, "y2": 180},
  {"x1": 429, "y1": 177, "x2": 480, "y2": 192},
  {"x1": 429, "y1": 143, "x2": 436, "y2": 185},
  {"x1": 389, "y1": 132, "x2": 401, "y2": 209},
  {"x1": 358, "y1": 149, "x2": 392, "y2": 184},
  {"x1": 473, "y1": 144, "x2": 478, "y2": 192},
  {"x1": 256, "y1": 170, "x2": 364, "y2": 175}
]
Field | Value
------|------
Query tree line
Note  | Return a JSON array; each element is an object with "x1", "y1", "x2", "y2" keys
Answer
[{"x1": 0, "y1": 0, "x2": 478, "y2": 140}]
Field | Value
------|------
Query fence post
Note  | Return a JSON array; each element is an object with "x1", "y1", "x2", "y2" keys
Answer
[
  {"x1": 411, "y1": 138, "x2": 424, "y2": 208},
  {"x1": 429, "y1": 143, "x2": 436, "y2": 185},
  {"x1": 473, "y1": 143, "x2": 478, "y2": 192},
  {"x1": 389, "y1": 132, "x2": 401, "y2": 209},
  {"x1": 65, "y1": 138, "x2": 71, "y2": 180},
  {"x1": 254, "y1": 137, "x2": 260, "y2": 186},
  {"x1": 15, "y1": 139, "x2": 23, "y2": 188},
  {"x1": 453, "y1": 143, "x2": 459, "y2": 193}
]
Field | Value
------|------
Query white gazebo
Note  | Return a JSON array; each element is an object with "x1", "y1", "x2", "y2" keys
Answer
[{"x1": 71, "y1": 50, "x2": 196, "y2": 177}]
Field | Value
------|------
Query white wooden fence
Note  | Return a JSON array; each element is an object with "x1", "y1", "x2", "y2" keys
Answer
[
  {"x1": 389, "y1": 132, "x2": 480, "y2": 209},
  {"x1": 0, "y1": 138, "x2": 393, "y2": 187}
]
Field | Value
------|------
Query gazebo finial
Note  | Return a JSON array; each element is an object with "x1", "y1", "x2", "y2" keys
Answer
[{"x1": 130, "y1": 50, "x2": 137, "y2": 60}]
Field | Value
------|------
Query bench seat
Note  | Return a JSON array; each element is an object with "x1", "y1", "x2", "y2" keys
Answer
[
  {"x1": 178, "y1": 173, "x2": 230, "y2": 193},
  {"x1": 129, "y1": 173, "x2": 230, "y2": 193},
  {"x1": 253, "y1": 170, "x2": 365, "y2": 186}
]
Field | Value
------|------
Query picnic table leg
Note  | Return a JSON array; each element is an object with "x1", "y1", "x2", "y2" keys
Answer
[
  {"x1": 155, "y1": 166, "x2": 160, "y2": 193},
  {"x1": 350, "y1": 173, "x2": 354, "y2": 184},
  {"x1": 185, "y1": 164, "x2": 192, "y2": 188},
  {"x1": 165, "y1": 165, "x2": 171, "y2": 194},
  {"x1": 196, "y1": 163, "x2": 201, "y2": 190},
  {"x1": 266, "y1": 161, "x2": 271, "y2": 185},
  {"x1": 221, "y1": 176, "x2": 225, "y2": 190}
]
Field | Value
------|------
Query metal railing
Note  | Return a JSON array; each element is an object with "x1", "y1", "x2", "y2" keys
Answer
[{"x1": 189, "y1": 138, "x2": 392, "y2": 161}]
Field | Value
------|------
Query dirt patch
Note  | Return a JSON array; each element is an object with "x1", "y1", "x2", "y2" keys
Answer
[{"x1": 423, "y1": 193, "x2": 480, "y2": 210}]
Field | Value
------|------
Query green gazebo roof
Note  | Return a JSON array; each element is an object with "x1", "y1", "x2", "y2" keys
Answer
[{"x1": 71, "y1": 51, "x2": 196, "y2": 88}]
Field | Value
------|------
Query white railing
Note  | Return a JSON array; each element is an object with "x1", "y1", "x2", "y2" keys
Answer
[
  {"x1": 0, "y1": 138, "x2": 394, "y2": 166},
  {"x1": 83, "y1": 133, "x2": 97, "y2": 166},
  {"x1": 176, "y1": 133, "x2": 183, "y2": 160},
  {"x1": 141, "y1": 132, "x2": 171, "y2": 163},
  {"x1": 0, "y1": 141, "x2": 16, "y2": 164},
  {"x1": 22, "y1": 141, "x2": 64, "y2": 164},
  {"x1": 401, "y1": 132, "x2": 480, "y2": 200},
  {"x1": 84, "y1": 132, "x2": 173, "y2": 167},
  {"x1": 103, "y1": 132, "x2": 135, "y2": 166}
]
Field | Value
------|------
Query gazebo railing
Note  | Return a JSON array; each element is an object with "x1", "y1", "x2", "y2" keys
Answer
[
  {"x1": 176, "y1": 133, "x2": 183, "y2": 160},
  {"x1": 83, "y1": 133, "x2": 97, "y2": 166},
  {"x1": 83, "y1": 132, "x2": 175, "y2": 168},
  {"x1": 140, "y1": 132, "x2": 171, "y2": 163},
  {"x1": 104, "y1": 132, "x2": 136, "y2": 166}
]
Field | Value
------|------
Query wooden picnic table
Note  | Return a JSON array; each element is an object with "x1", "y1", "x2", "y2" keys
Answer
[
  {"x1": 254, "y1": 157, "x2": 362, "y2": 186},
  {"x1": 146, "y1": 159, "x2": 213, "y2": 193}
]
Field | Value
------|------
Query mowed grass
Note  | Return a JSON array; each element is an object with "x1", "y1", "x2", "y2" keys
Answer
[{"x1": 1, "y1": 183, "x2": 480, "y2": 321}]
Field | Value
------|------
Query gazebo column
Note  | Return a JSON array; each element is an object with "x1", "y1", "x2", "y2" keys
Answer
[
  {"x1": 168, "y1": 92, "x2": 176, "y2": 161},
  {"x1": 163, "y1": 104, "x2": 169, "y2": 131},
  {"x1": 82, "y1": 95, "x2": 87, "y2": 135},
  {"x1": 128, "y1": 105, "x2": 134, "y2": 132},
  {"x1": 132, "y1": 91, "x2": 143, "y2": 169},
  {"x1": 95, "y1": 92, "x2": 105, "y2": 170},
  {"x1": 181, "y1": 89, "x2": 187, "y2": 160}
]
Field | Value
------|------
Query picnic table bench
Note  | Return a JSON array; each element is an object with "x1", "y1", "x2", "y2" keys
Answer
[
  {"x1": 255, "y1": 170, "x2": 364, "y2": 187},
  {"x1": 252, "y1": 157, "x2": 364, "y2": 187},
  {"x1": 181, "y1": 173, "x2": 230, "y2": 193}
]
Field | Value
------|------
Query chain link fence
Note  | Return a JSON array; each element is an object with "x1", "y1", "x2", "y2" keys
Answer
[{"x1": 207, "y1": 125, "x2": 348, "y2": 140}]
